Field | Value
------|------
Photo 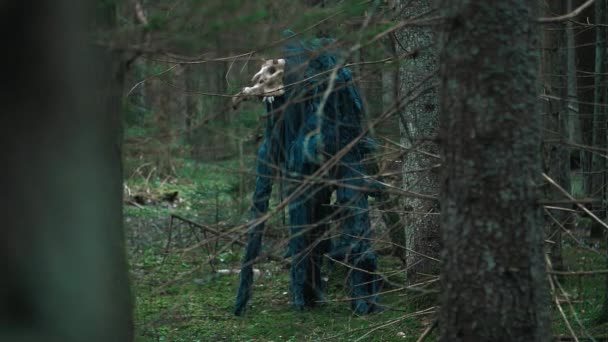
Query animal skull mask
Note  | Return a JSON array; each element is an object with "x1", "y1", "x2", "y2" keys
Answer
[{"x1": 232, "y1": 59, "x2": 286, "y2": 109}]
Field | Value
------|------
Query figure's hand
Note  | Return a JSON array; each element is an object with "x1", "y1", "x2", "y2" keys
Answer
[
  {"x1": 303, "y1": 131, "x2": 324, "y2": 164},
  {"x1": 232, "y1": 91, "x2": 245, "y2": 110},
  {"x1": 262, "y1": 96, "x2": 275, "y2": 104}
]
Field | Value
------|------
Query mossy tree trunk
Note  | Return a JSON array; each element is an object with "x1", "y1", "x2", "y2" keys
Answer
[
  {"x1": 0, "y1": 1, "x2": 133, "y2": 341},
  {"x1": 437, "y1": 1, "x2": 550, "y2": 341},
  {"x1": 396, "y1": 0, "x2": 441, "y2": 280}
]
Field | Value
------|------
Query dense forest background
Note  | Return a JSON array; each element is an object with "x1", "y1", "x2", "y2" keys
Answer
[{"x1": 2, "y1": 0, "x2": 608, "y2": 341}]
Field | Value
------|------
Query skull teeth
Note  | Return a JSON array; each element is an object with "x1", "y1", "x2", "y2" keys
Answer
[{"x1": 234, "y1": 58, "x2": 285, "y2": 108}]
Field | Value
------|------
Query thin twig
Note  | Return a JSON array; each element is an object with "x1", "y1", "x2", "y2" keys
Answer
[
  {"x1": 549, "y1": 270, "x2": 608, "y2": 276},
  {"x1": 415, "y1": 319, "x2": 438, "y2": 342},
  {"x1": 538, "y1": 0, "x2": 595, "y2": 23},
  {"x1": 543, "y1": 173, "x2": 608, "y2": 232},
  {"x1": 546, "y1": 256, "x2": 580, "y2": 342},
  {"x1": 127, "y1": 64, "x2": 179, "y2": 96}
]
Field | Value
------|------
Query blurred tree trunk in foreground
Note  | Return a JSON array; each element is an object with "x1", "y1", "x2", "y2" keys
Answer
[
  {"x1": 0, "y1": 1, "x2": 133, "y2": 341},
  {"x1": 437, "y1": 1, "x2": 550, "y2": 340}
]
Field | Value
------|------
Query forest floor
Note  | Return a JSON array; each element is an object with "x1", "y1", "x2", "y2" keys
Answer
[{"x1": 124, "y1": 157, "x2": 608, "y2": 341}]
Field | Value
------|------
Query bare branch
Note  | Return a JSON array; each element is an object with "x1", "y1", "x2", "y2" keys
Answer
[{"x1": 132, "y1": 0, "x2": 148, "y2": 25}]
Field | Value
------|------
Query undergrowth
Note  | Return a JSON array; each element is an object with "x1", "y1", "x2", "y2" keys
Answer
[{"x1": 126, "y1": 157, "x2": 608, "y2": 341}]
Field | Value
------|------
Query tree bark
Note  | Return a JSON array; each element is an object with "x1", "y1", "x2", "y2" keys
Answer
[
  {"x1": 437, "y1": 1, "x2": 550, "y2": 341},
  {"x1": 396, "y1": 0, "x2": 441, "y2": 280},
  {"x1": 0, "y1": 1, "x2": 133, "y2": 341}
]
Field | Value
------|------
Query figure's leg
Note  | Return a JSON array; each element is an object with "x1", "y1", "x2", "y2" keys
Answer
[
  {"x1": 287, "y1": 177, "x2": 333, "y2": 309},
  {"x1": 287, "y1": 185, "x2": 311, "y2": 310},
  {"x1": 307, "y1": 185, "x2": 332, "y2": 305},
  {"x1": 333, "y1": 154, "x2": 381, "y2": 314},
  {"x1": 286, "y1": 135, "x2": 311, "y2": 310},
  {"x1": 287, "y1": 132, "x2": 331, "y2": 310},
  {"x1": 349, "y1": 249, "x2": 380, "y2": 314}
]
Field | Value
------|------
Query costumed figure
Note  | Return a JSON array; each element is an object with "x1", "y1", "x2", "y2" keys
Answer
[{"x1": 233, "y1": 31, "x2": 381, "y2": 316}]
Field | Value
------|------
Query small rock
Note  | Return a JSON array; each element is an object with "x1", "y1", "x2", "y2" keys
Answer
[{"x1": 216, "y1": 268, "x2": 261, "y2": 277}]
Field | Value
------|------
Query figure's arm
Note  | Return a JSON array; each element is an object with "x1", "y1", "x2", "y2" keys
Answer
[
  {"x1": 301, "y1": 100, "x2": 325, "y2": 164},
  {"x1": 251, "y1": 137, "x2": 274, "y2": 216}
]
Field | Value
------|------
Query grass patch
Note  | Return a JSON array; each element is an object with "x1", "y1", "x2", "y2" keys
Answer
[{"x1": 550, "y1": 244, "x2": 608, "y2": 338}]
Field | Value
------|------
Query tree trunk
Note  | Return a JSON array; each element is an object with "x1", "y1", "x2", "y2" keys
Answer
[
  {"x1": 539, "y1": 0, "x2": 571, "y2": 272},
  {"x1": 574, "y1": 0, "x2": 597, "y2": 198},
  {"x1": 438, "y1": 1, "x2": 550, "y2": 341},
  {"x1": 566, "y1": 0, "x2": 582, "y2": 147},
  {"x1": 594, "y1": 0, "x2": 608, "y2": 324},
  {"x1": 0, "y1": 1, "x2": 133, "y2": 341},
  {"x1": 592, "y1": 0, "x2": 607, "y2": 216},
  {"x1": 185, "y1": 67, "x2": 200, "y2": 144},
  {"x1": 152, "y1": 71, "x2": 174, "y2": 175},
  {"x1": 382, "y1": 32, "x2": 407, "y2": 262},
  {"x1": 169, "y1": 64, "x2": 188, "y2": 134},
  {"x1": 396, "y1": 0, "x2": 441, "y2": 280}
]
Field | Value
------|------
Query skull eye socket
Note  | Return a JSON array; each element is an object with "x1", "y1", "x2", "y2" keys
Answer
[
  {"x1": 268, "y1": 66, "x2": 276, "y2": 74},
  {"x1": 259, "y1": 79, "x2": 264, "y2": 84}
]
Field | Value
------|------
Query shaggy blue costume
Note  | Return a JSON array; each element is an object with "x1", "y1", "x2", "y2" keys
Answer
[{"x1": 234, "y1": 32, "x2": 380, "y2": 316}]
